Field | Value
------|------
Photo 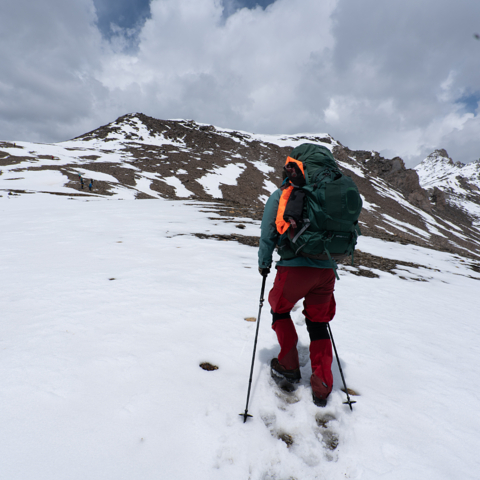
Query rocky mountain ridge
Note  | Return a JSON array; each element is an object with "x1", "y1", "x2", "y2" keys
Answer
[
  {"x1": 415, "y1": 149, "x2": 480, "y2": 228},
  {"x1": 1, "y1": 113, "x2": 479, "y2": 261}
]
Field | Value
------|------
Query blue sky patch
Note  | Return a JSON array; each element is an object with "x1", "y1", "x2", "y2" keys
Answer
[
  {"x1": 232, "y1": 0, "x2": 276, "y2": 10},
  {"x1": 456, "y1": 92, "x2": 480, "y2": 115},
  {"x1": 93, "y1": 0, "x2": 277, "y2": 41},
  {"x1": 93, "y1": 0, "x2": 151, "y2": 39}
]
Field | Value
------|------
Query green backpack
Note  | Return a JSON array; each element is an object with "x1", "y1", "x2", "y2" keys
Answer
[{"x1": 277, "y1": 143, "x2": 363, "y2": 279}]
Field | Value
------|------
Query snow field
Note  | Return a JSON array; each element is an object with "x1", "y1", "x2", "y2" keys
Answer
[{"x1": 1, "y1": 195, "x2": 480, "y2": 479}]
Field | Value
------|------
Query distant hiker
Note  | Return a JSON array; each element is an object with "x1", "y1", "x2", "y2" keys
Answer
[
  {"x1": 88, "y1": 179, "x2": 93, "y2": 192},
  {"x1": 79, "y1": 175, "x2": 84, "y2": 189},
  {"x1": 258, "y1": 143, "x2": 362, "y2": 407}
]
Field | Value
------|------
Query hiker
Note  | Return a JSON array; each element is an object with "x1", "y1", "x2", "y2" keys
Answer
[
  {"x1": 258, "y1": 143, "x2": 361, "y2": 407},
  {"x1": 88, "y1": 179, "x2": 93, "y2": 192},
  {"x1": 79, "y1": 175, "x2": 84, "y2": 189}
]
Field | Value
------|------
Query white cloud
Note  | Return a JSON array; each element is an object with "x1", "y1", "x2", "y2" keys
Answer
[{"x1": 1, "y1": 0, "x2": 480, "y2": 167}]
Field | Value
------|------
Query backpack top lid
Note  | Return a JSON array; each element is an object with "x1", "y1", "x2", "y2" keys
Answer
[{"x1": 289, "y1": 143, "x2": 338, "y2": 175}]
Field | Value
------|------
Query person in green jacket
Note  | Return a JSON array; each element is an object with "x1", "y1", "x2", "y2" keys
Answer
[{"x1": 258, "y1": 143, "x2": 337, "y2": 407}]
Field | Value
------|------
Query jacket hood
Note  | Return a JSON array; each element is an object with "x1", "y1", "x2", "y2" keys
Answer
[{"x1": 289, "y1": 143, "x2": 338, "y2": 173}]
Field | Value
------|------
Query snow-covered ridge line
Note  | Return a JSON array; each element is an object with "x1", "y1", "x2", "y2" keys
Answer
[{"x1": 0, "y1": 113, "x2": 338, "y2": 203}]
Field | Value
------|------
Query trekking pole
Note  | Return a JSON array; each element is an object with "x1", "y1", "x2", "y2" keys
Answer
[
  {"x1": 327, "y1": 323, "x2": 356, "y2": 411},
  {"x1": 240, "y1": 274, "x2": 267, "y2": 423}
]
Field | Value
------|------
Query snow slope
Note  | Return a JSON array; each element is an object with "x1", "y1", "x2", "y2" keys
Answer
[
  {"x1": 1, "y1": 192, "x2": 480, "y2": 479},
  {"x1": 3, "y1": 113, "x2": 480, "y2": 259}
]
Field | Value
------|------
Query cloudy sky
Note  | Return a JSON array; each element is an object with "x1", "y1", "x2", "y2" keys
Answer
[{"x1": 1, "y1": 0, "x2": 479, "y2": 166}]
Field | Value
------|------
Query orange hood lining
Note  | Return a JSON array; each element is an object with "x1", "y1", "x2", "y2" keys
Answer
[
  {"x1": 275, "y1": 157, "x2": 305, "y2": 235},
  {"x1": 285, "y1": 156, "x2": 305, "y2": 176}
]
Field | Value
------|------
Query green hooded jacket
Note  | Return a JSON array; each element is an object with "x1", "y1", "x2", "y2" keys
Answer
[{"x1": 258, "y1": 143, "x2": 337, "y2": 270}]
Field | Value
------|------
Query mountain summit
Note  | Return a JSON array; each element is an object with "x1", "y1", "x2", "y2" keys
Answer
[{"x1": 415, "y1": 150, "x2": 480, "y2": 230}]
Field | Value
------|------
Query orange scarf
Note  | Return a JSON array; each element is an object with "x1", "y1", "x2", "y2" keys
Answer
[{"x1": 275, "y1": 157, "x2": 305, "y2": 234}]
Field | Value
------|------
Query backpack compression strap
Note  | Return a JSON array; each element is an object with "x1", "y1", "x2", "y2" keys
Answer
[{"x1": 275, "y1": 157, "x2": 305, "y2": 234}]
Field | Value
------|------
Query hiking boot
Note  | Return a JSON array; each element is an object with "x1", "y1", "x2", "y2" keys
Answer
[
  {"x1": 311, "y1": 373, "x2": 331, "y2": 407},
  {"x1": 312, "y1": 392, "x2": 328, "y2": 407},
  {"x1": 270, "y1": 358, "x2": 301, "y2": 384}
]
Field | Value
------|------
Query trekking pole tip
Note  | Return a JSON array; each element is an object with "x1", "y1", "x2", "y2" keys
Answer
[
  {"x1": 343, "y1": 399, "x2": 356, "y2": 411},
  {"x1": 239, "y1": 412, "x2": 253, "y2": 423}
]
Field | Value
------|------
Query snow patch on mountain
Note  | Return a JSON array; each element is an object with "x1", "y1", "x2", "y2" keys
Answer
[
  {"x1": 161, "y1": 176, "x2": 194, "y2": 198},
  {"x1": 200, "y1": 163, "x2": 246, "y2": 198},
  {"x1": 337, "y1": 159, "x2": 365, "y2": 178},
  {"x1": 382, "y1": 214, "x2": 431, "y2": 239}
]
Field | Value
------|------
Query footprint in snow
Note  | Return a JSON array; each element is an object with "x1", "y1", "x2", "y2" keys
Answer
[
  {"x1": 315, "y1": 413, "x2": 339, "y2": 454},
  {"x1": 261, "y1": 413, "x2": 294, "y2": 448},
  {"x1": 263, "y1": 378, "x2": 341, "y2": 460}
]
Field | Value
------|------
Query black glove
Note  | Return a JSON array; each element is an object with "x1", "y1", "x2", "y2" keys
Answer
[{"x1": 258, "y1": 267, "x2": 270, "y2": 277}]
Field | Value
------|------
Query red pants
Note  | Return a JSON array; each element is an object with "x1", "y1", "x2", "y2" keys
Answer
[{"x1": 268, "y1": 266, "x2": 336, "y2": 394}]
